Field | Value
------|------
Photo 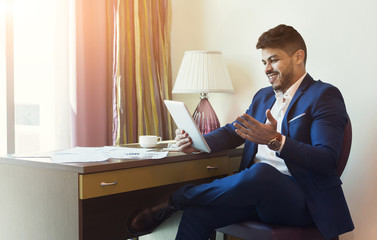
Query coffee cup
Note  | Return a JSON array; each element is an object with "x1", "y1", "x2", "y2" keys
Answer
[{"x1": 139, "y1": 135, "x2": 162, "y2": 148}]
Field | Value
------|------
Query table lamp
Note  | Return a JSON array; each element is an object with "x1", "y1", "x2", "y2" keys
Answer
[{"x1": 172, "y1": 50, "x2": 234, "y2": 134}]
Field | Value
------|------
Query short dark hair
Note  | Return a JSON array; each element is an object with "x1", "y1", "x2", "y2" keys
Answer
[{"x1": 256, "y1": 24, "x2": 307, "y2": 64}]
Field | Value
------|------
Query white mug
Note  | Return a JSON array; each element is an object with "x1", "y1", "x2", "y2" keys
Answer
[{"x1": 139, "y1": 135, "x2": 162, "y2": 148}]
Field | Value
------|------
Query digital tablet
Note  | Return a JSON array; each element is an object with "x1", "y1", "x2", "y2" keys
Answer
[{"x1": 164, "y1": 100, "x2": 211, "y2": 153}]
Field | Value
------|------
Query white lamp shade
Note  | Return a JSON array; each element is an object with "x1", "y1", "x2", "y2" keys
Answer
[{"x1": 172, "y1": 50, "x2": 234, "y2": 93}]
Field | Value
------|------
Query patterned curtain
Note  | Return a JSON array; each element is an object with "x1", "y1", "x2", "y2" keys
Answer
[{"x1": 107, "y1": 0, "x2": 174, "y2": 145}]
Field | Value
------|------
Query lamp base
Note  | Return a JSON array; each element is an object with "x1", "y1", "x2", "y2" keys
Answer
[{"x1": 192, "y1": 96, "x2": 220, "y2": 135}]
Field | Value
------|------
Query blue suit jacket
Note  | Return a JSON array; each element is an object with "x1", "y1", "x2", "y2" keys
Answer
[{"x1": 204, "y1": 74, "x2": 354, "y2": 239}]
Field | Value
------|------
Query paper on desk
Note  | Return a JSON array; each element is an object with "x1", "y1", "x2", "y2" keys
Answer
[
  {"x1": 51, "y1": 146, "x2": 169, "y2": 163},
  {"x1": 103, "y1": 146, "x2": 168, "y2": 159},
  {"x1": 51, "y1": 147, "x2": 109, "y2": 163}
]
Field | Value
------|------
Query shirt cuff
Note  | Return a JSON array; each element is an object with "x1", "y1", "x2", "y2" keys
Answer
[{"x1": 277, "y1": 135, "x2": 286, "y2": 153}]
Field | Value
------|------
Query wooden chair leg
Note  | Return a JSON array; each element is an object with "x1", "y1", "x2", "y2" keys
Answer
[
  {"x1": 210, "y1": 231, "x2": 230, "y2": 240},
  {"x1": 209, "y1": 231, "x2": 217, "y2": 240}
]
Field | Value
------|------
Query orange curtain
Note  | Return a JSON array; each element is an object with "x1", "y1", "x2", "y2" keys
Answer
[
  {"x1": 75, "y1": 0, "x2": 111, "y2": 147},
  {"x1": 107, "y1": 0, "x2": 174, "y2": 145}
]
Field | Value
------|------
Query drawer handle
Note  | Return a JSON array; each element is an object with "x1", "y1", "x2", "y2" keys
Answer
[
  {"x1": 100, "y1": 180, "x2": 118, "y2": 187},
  {"x1": 207, "y1": 165, "x2": 219, "y2": 170}
]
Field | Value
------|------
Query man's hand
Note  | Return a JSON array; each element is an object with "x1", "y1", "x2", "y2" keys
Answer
[
  {"x1": 233, "y1": 109, "x2": 278, "y2": 144},
  {"x1": 175, "y1": 129, "x2": 200, "y2": 153}
]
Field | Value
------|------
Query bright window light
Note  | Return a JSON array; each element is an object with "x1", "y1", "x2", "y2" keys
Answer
[
  {"x1": 1, "y1": 0, "x2": 72, "y2": 154},
  {"x1": 0, "y1": 0, "x2": 9, "y2": 155}
]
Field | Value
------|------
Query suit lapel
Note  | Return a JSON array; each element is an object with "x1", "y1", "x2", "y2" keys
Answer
[
  {"x1": 260, "y1": 96, "x2": 276, "y2": 123},
  {"x1": 281, "y1": 74, "x2": 314, "y2": 135}
]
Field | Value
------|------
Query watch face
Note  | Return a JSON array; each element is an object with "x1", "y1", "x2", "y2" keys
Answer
[{"x1": 268, "y1": 140, "x2": 281, "y2": 151}]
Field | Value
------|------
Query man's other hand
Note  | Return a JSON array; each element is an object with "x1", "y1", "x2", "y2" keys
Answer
[{"x1": 233, "y1": 109, "x2": 277, "y2": 145}]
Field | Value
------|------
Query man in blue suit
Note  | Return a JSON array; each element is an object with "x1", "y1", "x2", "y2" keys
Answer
[{"x1": 127, "y1": 24, "x2": 354, "y2": 240}]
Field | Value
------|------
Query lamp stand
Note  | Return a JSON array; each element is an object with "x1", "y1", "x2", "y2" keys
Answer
[{"x1": 192, "y1": 93, "x2": 220, "y2": 135}]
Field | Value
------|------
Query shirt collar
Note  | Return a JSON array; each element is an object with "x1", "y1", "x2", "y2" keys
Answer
[{"x1": 275, "y1": 73, "x2": 307, "y2": 101}]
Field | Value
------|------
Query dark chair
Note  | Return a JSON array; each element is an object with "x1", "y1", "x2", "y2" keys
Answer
[{"x1": 214, "y1": 118, "x2": 352, "y2": 240}]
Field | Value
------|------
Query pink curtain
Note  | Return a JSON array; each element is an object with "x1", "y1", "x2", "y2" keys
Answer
[{"x1": 73, "y1": 0, "x2": 111, "y2": 147}]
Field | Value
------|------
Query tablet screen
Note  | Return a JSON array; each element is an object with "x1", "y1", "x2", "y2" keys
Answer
[{"x1": 164, "y1": 100, "x2": 211, "y2": 153}]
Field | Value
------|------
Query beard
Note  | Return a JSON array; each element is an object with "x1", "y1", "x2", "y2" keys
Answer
[{"x1": 269, "y1": 61, "x2": 295, "y2": 92}]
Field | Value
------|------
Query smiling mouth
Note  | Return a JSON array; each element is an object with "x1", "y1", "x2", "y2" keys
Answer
[{"x1": 267, "y1": 72, "x2": 279, "y2": 82}]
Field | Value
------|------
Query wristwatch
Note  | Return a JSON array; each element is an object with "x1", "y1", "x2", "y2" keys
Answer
[{"x1": 267, "y1": 133, "x2": 282, "y2": 151}]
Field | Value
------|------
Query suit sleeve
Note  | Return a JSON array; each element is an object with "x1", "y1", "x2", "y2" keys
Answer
[{"x1": 204, "y1": 122, "x2": 245, "y2": 152}]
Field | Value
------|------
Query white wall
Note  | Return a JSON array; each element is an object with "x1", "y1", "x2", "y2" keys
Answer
[{"x1": 171, "y1": 0, "x2": 377, "y2": 239}]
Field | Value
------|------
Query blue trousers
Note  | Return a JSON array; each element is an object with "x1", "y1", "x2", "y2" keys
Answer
[{"x1": 171, "y1": 163, "x2": 313, "y2": 240}]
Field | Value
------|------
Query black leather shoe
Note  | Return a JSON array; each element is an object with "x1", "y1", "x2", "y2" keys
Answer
[{"x1": 127, "y1": 197, "x2": 178, "y2": 234}]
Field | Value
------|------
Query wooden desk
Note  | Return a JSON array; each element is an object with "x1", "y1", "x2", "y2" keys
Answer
[{"x1": 0, "y1": 148, "x2": 242, "y2": 240}]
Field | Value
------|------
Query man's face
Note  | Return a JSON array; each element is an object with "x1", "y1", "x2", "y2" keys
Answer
[{"x1": 261, "y1": 48, "x2": 296, "y2": 93}]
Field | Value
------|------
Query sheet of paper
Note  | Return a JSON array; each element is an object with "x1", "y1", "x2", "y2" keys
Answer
[
  {"x1": 51, "y1": 146, "x2": 169, "y2": 163},
  {"x1": 103, "y1": 146, "x2": 168, "y2": 159},
  {"x1": 51, "y1": 147, "x2": 109, "y2": 163}
]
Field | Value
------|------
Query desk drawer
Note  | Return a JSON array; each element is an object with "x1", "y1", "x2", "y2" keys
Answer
[{"x1": 79, "y1": 156, "x2": 228, "y2": 199}]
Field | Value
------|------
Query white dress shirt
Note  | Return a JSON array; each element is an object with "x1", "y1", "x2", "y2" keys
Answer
[{"x1": 254, "y1": 73, "x2": 307, "y2": 176}]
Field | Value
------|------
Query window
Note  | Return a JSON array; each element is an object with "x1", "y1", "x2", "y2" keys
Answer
[{"x1": 0, "y1": 0, "x2": 74, "y2": 155}]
